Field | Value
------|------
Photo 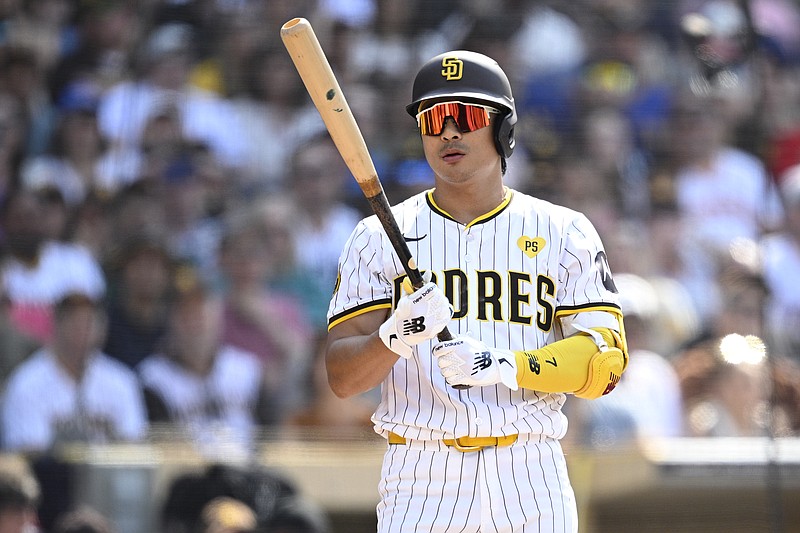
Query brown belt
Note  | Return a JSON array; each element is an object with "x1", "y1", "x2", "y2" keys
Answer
[{"x1": 388, "y1": 431, "x2": 518, "y2": 452}]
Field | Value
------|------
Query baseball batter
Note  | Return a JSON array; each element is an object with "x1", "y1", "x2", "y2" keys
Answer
[{"x1": 326, "y1": 51, "x2": 628, "y2": 533}]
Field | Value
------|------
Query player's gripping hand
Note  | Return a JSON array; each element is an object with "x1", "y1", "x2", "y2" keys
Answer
[
  {"x1": 433, "y1": 336, "x2": 519, "y2": 390},
  {"x1": 379, "y1": 273, "x2": 453, "y2": 359}
]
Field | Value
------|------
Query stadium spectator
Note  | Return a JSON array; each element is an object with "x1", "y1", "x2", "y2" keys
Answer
[
  {"x1": 21, "y1": 77, "x2": 141, "y2": 206},
  {"x1": 154, "y1": 145, "x2": 225, "y2": 284},
  {"x1": 580, "y1": 106, "x2": 653, "y2": 224},
  {"x1": 0, "y1": 47, "x2": 57, "y2": 158},
  {"x1": 105, "y1": 182, "x2": 167, "y2": 250},
  {"x1": 0, "y1": 93, "x2": 27, "y2": 203},
  {"x1": 231, "y1": 44, "x2": 323, "y2": 194},
  {"x1": 668, "y1": 93, "x2": 784, "y2": 325},
  {"x1": 252, "y1": 195, "x2": 332, "y2": 334},
  {"x1": 160, "y1": 463, "x2": 328, "y2": 533},
  {"x1": 0, "y1": 188, "x2": 105, "y2": 344},
  {"x1": 672, "y1": 246, "x2": 800, "y2": 437},
  {"x1": 47, "y1": 0, "x2": 139, "y2": 100},
  {"x1": 2, "y1": 0, "x2": 74, "y2": 73},
  {"x1": 35, "y1": 186, "x2": 68, "y2": 243},
  {"x1": 137, "y1": 268, "x2": 276, "y2": 458},
  {"x1": 102, "y1": 234, "x2": 173, "y2": 370},
  {"x1": 0, "y1": 275, "x2": 39, "y2": 391},
  {"x1": 288, "y1": 135, "x2": 362, "y2": 311},
  {"x1": 285, "y1": 342, "x2": 376, "y2": 432},
  {"x1": 761, "y1": 165, "x2": 800, "y2": 361},
  {"x1": 96, "y1": 22, "x2": 246, "y2": 171},
  {"x1": 1, "y1": 291, "x2": 148, "y2": 452},
  {"x1": 187, "y1": 5, "x2": 265, "y2": 99},
  {"x1": 218, "y1": 210, "x2": 313, "y2": 417}
]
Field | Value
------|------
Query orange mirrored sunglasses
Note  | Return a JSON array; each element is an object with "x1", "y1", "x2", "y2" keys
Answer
[{"x1": 416, "y1": 101, "x2": 498, "y2": 136}]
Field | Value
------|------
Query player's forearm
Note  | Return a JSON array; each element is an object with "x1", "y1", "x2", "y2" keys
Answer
[
  {"x1": 514, "y1": 328, "x2": 627, "y2": 399},
  {"x1": 325, "y1": 332, "x2": 397, "y2": 398}
]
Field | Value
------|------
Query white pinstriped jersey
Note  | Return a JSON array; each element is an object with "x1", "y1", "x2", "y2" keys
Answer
[{"x1": 328, "y1": 188, "x2": 622, "y2": 442}]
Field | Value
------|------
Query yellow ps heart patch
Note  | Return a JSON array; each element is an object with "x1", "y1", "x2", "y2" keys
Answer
[{"x1": 517, "y1": 236, "x2": 545, "y2": 258}]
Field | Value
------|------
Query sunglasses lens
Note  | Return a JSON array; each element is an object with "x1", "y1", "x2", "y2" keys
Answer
[{"x1": 417, "y1": 102, "x2": 492, "y2": 136}]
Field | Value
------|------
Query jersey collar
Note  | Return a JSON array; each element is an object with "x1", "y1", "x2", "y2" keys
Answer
[{"x1": 426, "y1": 187, "x2": 513, "y2": 228}]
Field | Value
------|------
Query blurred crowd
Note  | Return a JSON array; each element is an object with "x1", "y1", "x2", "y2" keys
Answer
[{"x1": 2, "y1": 0, "x2": 800, "y2": 530}]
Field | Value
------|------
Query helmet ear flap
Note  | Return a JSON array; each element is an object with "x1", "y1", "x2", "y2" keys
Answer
[{"x1": 494, "y1": 112, "x2": 515, "y2": 159}]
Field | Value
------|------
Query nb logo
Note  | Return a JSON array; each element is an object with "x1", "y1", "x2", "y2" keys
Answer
[
  {"x1": 602, "y1": 373, "x2": 621, "y2": 395},
  {"x1": 402, "y1": 317, "x2": 426, "y2": 335},
  {"x1": 472, "y1": 351, "x2": 493, "y2": 374},
  {"x1": 524, "y1": 351, "x2": 541, "y2": 375},
  {"x1": 441, "y1": 56, "x2": 463, "y2": 81}
]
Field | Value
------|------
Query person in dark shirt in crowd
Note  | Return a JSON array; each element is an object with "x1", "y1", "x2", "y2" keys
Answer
[{"x1": 103, "y1": 234, "x2": 173, "y2": 369}]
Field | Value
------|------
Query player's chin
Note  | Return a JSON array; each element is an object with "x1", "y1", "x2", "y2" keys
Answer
[{"x1": 432, "y1": 158, "x2": 470, "y2": 178}]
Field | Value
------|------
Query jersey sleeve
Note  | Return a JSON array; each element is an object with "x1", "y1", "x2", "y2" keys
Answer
[
  {"x1": 555, "y1": 213, "x2": 623, "y2": 334},
  {"x1": 327, "y1": 218, "x2": 396, "y2": 330},
  {"x1": 1, "y1": 368, "x2": 51, "y2": 451}
]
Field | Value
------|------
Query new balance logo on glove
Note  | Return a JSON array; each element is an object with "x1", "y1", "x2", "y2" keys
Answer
[
  {"x1": 472, "y1": 351, "x2": 493, "y2": 374},
  {"x1": 379, "y1": 278, "x2": 453, "y2": 360},
  {"x1": 402, "y1": 317, "x2": 426, "y2": 335}
]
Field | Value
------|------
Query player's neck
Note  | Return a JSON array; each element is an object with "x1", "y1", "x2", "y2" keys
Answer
[{"x1": 432, "y1": 178, "x2": 506, "y2": 225}]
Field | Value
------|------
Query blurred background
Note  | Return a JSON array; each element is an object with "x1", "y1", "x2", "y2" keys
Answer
[{"x1": 0, "y1": 0, "x2": 799, "y2": 532}]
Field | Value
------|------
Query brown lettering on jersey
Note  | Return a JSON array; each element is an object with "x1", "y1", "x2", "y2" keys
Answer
[
  {"x1": 477, "y1": 271, "x2": 502, "y2": 321},
  {"x1": 443, "y1": 269, "x2": 468, "y2": 319},
  {"x1": 509, "y1": 271, "x2": 532, "y2": 325},
  {"x1": 536, "y1": 275, "x2": 555, "y2": 331},
  {"x1": 390, "y1": 269, "x2": 554, "y2": 332}
]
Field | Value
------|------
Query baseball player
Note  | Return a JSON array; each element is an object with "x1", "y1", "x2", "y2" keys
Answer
[{"x1": 326, "y1": 50, "x2": 628, "y2": 533}]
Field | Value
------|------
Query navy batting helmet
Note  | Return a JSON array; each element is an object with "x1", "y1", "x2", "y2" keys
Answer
[{"x1": 406, "y1": 50, "x2": 516, "y2": 158}]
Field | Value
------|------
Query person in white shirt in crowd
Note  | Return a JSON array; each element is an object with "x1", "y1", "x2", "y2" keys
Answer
[
  {"x1": 670, "y1": 93, "x2": 783, "y2": 325},
  {"x1": 19, "y1": 79, "x2": 140, "y2": 206},
  {"x1": 231, "y1": 44, "x2": 324, "y2": 194},
  {"x1": 1, "y1": 291, "x2": 147, "y2": 452},
  {"x1": 761, "y1": 165, "x2": 800, "y2": 361},
  {"x1": 137, "y1": 267, "x2": 273, "y2": 458},
  {"x1": 96, "y1": 23, "x2": 246, "y2": 171},
  {"x1": 0, "y1": 188, "x2": 105, "y2": 344},
  {"x1": 288, "y1": 135, "x2": 362, "y2": 306}
]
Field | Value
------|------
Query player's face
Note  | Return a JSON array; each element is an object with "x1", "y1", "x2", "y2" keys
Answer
[{"x1": 418, "y1": 102, "x2": 501, "y2": 184}]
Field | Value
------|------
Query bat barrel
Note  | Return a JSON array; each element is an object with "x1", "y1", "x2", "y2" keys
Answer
[
  {"x1": 280, "y1": 17, "x2": 383, "y2": 198},
  {"x1": 281, "y1": 17, "x2": 464, "y2": 388}
]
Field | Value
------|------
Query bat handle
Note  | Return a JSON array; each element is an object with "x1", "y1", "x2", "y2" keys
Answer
[{"x1": 408, "y1": 270, "x2": 470, "y2": 390}]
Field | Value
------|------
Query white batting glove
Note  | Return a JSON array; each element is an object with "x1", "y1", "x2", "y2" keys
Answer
[
  {"x1": 433, "y1": 336, "x2": 519, "y2": 390},
  {"x1": 379, "y1": 274, "x2": 453, "y2": 359}
]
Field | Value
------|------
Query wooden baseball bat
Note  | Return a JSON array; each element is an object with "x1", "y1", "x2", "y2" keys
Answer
[{"x1": 280, "y1": 18, "x2": 462, "y2": 374}]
